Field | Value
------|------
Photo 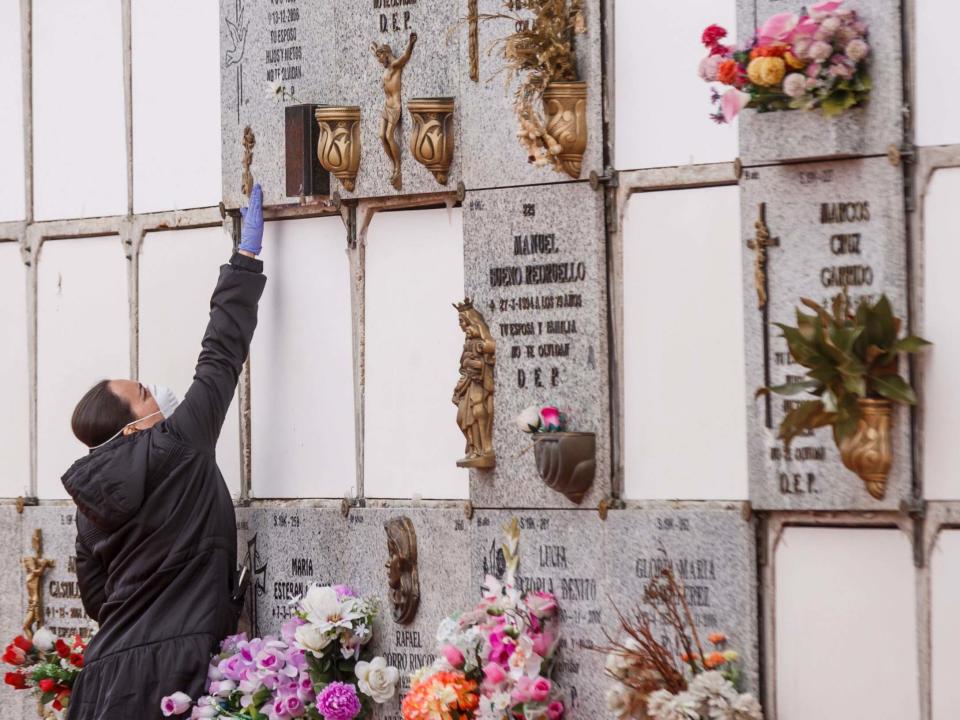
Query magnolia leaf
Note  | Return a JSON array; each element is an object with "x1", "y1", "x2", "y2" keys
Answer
[
  {"x1": 869, "y1": 295, "x2": 896, "y2": 347},
  {"x1": 778, "y1": 400, "x2": 835, "y2": 448},
  {"x1": 872, "y1": 374, "x2": 917, "y2": 405},
  {"x1": 841, "y1": 373, "x2": 867, "y2": 397},
  {"x1": 893, "y1": 335, "x2": 933, "y2": 353},
  {"x1": 768, "y1": 380, "x2": 820, "y2": 396},
  {"x1": 775, "y1": 324, "x2": 817, "y2": 366},
  {"x1": 833, "y1": 393, "x2": 862, "y2": 442}
]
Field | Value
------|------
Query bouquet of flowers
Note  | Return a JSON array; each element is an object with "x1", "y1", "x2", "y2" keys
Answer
[
  {"x1": 515, "y1": 405, "x2": 565, "y2": 434},
  {"x1": 698, "y1": 1, "x2": 871, "y2": 123},
  {"x1": 2, "y1": 628, "x2": 86, "y2": 715},
  {"x1": 602, "y1": 562, "x2": 762, "y2": 720},
  {"x1": 161, "y1": 585, "x2": 400, "y2": 719},
  {"x1": 402, "y1": 576, "x2": 564, "y2": 720}
]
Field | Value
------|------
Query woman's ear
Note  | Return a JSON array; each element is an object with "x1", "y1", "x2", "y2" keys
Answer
[{"x1": 122, "y1": 423, "x2": 141, "y2": 437}]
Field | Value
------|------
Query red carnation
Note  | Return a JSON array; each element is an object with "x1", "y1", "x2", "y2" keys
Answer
[
  {"x1": 12, "y1": 636, "x2": 32, "y2": 652},
  {"x1": 702, "y1": 24, "x2": 728, "y2": 48},
  {"x1": 55, "y1": 639, "x2": 70, "y2": 658},
  {"x1": 3, "y1": 645, "x2": 26, "y2": 665},
  {"x1": 39, "y1": 678, "x2": 56, "y2": 693},
  {"x1": 4, "y1": 671, "x2": 27, "y2": 689},
  {"x1": 70, "y1": 652, "x2": 84, "y2": 667},
  {"x1": 53, "y1": 688, "x2": 71, "y2": 711}
]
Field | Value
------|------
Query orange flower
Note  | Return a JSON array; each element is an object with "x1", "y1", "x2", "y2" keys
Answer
[
  {"x1": 717, "y1": 59, "x2": 739, "y2": 86},
  {"x1": 402, "y1": 671, "x2": 477, "y2": 720},
  {"x1": 750, "y1": 44, "x2": 786, "y2": 59},
  {"x1": 708, "y1": 632, "x2": 727, "y2": 646},
  {"x1": 703, "y1": 651, "x2": 727, "y2": 669},
  {"x1": 680, "y1": 652, "x2": 700, "y2": 663}
]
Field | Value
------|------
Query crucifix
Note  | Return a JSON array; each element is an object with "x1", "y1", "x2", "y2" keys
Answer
[
  {"x1": 241, "y1": 126, "x2": 256, "y2": 198},
  {"x1": 22, "y1": 529, "x2": 55, "y2": 640},
  {"x1": 468, "y1": 0, "x2": 479, "y2": 82},
  {"x1": 747, "y1": 202, "x2": 779, "y2": 428}
]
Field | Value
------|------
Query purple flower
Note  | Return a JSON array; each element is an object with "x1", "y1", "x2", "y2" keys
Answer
[
  {"x1": 285, "y1": 696, "x2": 306, "y2": 717},
  {"x1": 281, "y1": 617, "x2": 306, "y2": 644},
  {"x1": 221, "y1": 633, "x2": 248, "y2": 655},
  {"x1": 316, "y1": 682, "x2": 361, "y2": 720},
  {"x1": 333, "y1": 585, "x2": 358, "y2": 599}
]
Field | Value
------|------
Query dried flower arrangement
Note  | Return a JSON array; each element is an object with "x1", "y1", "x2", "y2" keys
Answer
[
  {"x1": 476, "y1": 0, "x2": 588, "y2": 176},
  {"x1": 600, "y1": 558, "x2": 762, "y2": 720}
]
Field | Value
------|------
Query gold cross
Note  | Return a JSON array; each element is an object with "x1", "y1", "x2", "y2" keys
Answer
[{"x1": 746, "y1": 202, "x2": 779, "y2": 310}]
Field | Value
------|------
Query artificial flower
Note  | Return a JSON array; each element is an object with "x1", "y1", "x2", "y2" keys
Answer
[
  {"x1": 516, "y1": 405, "x2": 542, "y2": 433},
  {"x1": 746, "y1": 56, "x2": 786, "y2": 87},
  {"x1": 720, "y1": 89, "x2": 751, "y2": 122},
  {"x1": 540, "y1": 406, "x2": 562, "y2": 431},
  {"x1": 316, "y1": 682, "x2": 361, "y2": 720},
  {"x1": 161, "y1": 691, "x2": 192, "y2": 717},
  {"x1": 757, "y1": 12, "x2": 798, "y2": 42},
  {"x1": 845, "y1": 38, "x2": 869, "y2": 62},
  {"x1": 717, "y1": 59, "x2": 740, "y2": 86},
  {"x1": 701, "y1": 24, "x2": 727, "y2": 48},
  {"x1": 355, "y1": 656, "x2": 399, "y2": 704},
  {"x1": 31, "y1": 628, "x2": 55, "y2": 652}
]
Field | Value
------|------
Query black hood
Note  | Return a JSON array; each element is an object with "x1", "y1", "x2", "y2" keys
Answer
[{"x1": 61, "y1": 432, "x2": 151, "y2": 532}]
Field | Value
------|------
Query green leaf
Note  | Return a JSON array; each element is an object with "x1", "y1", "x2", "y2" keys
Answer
[
  {"x1": 777, "y1": 400, "x2": 835, "y2": 448},
  {"x1": 893, "y1": 335, "x2": 933, "y2": 353},
  {"x1": 774, "y1": 324, "x2": 818, "y2": 367},
  {"x1": 872, "y1": 374, "x2": 917, "y2": 405},
  {"x1": 833, "y1": 393, "x2": 862, "y2": 442},
  {"x1": 841, "y1": 373, "x2": 866, "y2": 398},
  {"x1": 768, "y1": 380, "x2": 821, "y2": 396},
  {"x1": 867, "y1": 295, "x2": 896, "y2": 348}
]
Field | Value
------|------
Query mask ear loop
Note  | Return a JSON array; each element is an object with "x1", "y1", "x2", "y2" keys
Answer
[{"x1": 89, "y1": 410, "x2": 162, "y2": 451}]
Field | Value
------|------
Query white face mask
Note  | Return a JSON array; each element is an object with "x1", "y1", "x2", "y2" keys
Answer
[
  {"x1": 146, "y1": 383, "x2": 181, "y2": 420},
  {"x1": 90, "y1": 410, "x2": 162, "y2": 450}
]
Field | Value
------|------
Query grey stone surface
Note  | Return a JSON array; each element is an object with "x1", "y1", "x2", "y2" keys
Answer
[
  {"x1": 463, "y1": 183, "x2": 610, "y2": 509},
  {"x1": 737, "y1": 0, "x2": 904, "y2": 165},
  {"x1": 0, "y1": 506, "x2": 24, "y2": 717},
  {"x1": 740, "y1": 158, "x2": 909, "y2": 510},
  {"x1": 472, "y1": 509, "x2": 608, "y2": 716},
  {"x1": 459, "y1": 0, "x2": 604, "y2": 189},
  {"x1": 603, "y1": 504, "x2": 759, "y2": 694}
]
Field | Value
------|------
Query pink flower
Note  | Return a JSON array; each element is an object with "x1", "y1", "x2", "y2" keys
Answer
[
  {"x1": 845, "y1": 39, "x2": 869, "y2": 62},
  {"x1": 758, "y1": 12, "x2": 798, "y2": 42},
  {"x1": 281, "y1": 617, "x2": 306, "y2": 644},
  {"x1": 285, "y1": 696, "x2": 306, "y2": 717},
  {"x1": 720, "y1": 88, "x2": 750, "y2": 122},
  {"x1": 532, "y1": 631, "x2": 555, "y2": 657},
  {"x1": 811, "y1": 1, "x2": 843, "y2": 13},
  {"x1": 512, "y1": 676, "x2": 535, "y2": 704},
  {"x1": 483, "y1": 662, "x2": 507, "y2": 685},
  {"x1": 441, "y1": 645, "x2": 465, "y2": 668},
  {"x1": 806, "y1": 62, "x2": 823, "y2": 78},
  {"x1": 160, "y1": 691, "x2": 192, "y2": 716},
  {"x1": 783, "y1": 73, "x2": 807, "y2": 98},
  {"x1": 540, "y1": 406, "x2": 562, "y2": 430},
  {"x1": 809, "y1": 40, "x2": 833, "y2": 61},
  {"x1": 488, "y1": 631, "x2": 516, "y2": 665},
  {"x1": 531, "y1": 677, "x2": 552, "y2": 702},
  {"x1": 547, "y1": 701, "x2": 565, "y2": 720},
  {"x1": 526, "y1": 591, "x2": 558, "y2": 617},
  {"x1": 698, "y1": 55, "x2": 721, "y2": 82}
]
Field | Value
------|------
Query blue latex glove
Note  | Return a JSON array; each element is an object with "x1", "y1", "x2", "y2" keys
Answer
[{"x1": 239, "y1": 183, "x2": 264, "y2": 256}]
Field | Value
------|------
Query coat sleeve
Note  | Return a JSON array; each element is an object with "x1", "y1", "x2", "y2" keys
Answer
[
  {"x1": 75, "y1": 535, "x2": 107, "y2": 623},
  {"x1": 166, "y1": 252, "x2": 266, "y2": 451}
]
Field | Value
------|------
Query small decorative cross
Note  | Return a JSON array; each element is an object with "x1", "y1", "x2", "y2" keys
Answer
[
  {"x1": 747, "y1": 202, "x2": 779, "y2": 310},
  {"x1": 241, "y1": 126, "x2": 256, "y2": 198}
]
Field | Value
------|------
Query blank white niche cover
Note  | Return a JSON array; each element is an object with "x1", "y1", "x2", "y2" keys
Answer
[
  {"x1": 139, "y1": 228, "x2": 241, "y2": 495},
  {"x1": 250, "y1": 217, "x2": 356, "y2": 498},
  {"x1": 364, "y1": 207, "x2": 467, "y2": 499},
  {"x1": 0, "y1": 0, "x2": 25, "y2": 222},
  {"x1": 0, "y1": 242, "x2": 29, "y2": 496},
  {"x1": 37, "y1": 237, "x2": 129, "y2": 498},
  {"x1": 932, "y1": 530, "x2": 960, "y2": 719},
  {"x1": 623, "y1": 186, "x2": 747, "y2": 500}
]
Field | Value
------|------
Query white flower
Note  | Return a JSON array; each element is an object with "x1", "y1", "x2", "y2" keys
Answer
[
  {"x1": 845, "y1": 39, "x2": 869, "y2": 62},
  {"x1": 605, "y1": 651, "x2": 632, "y2": 679},
  {"x1": 783, "y1": 73, "x2": 807, "y2": 99},
  {"x1": 298, "y1": 586, "x2": 363, "y2": 635},
  {"x1": 730, "y1": 693, "x2": 764, "y2": 720},
  {"x1": 809, "y1": 40, "x2": 833, "y2": 62},
  {"x1": 507, "y1": 633, "x2": 542, "y2": 679},
  {"x1": 355, "y1": 656, "x2": 399, "y2": 704},
  {"x1": 647, "y1": 689, "x2": 701, "y2": 720},
  {"x1": 32, "y1": 627, "x2": 55, "y2": 652},
  {"x1": 516, "y1": 405, "x2": 542, "y2": 433},
  {"x1": 294, "y1": 622, "x2": 333, "y2": 655},
  {"x1": 606, "y1": 684, "x2": 632, "y2": 715}
]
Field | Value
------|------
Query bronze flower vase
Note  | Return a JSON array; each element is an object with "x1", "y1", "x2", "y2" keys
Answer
[
  {"x1": 533, "y1": 432, "x2": 595, "y2": 504},
  {"x1": 314, "y1": 105, "x2": 361, "y2": 192},
  {"x1": 408, "y1": 97, "x2": 455, "y2": 186},
  {"x1": 542, "y1": 81, "x2": 588, "y2": 179},
  {"x1": 837, "y1": 398, "x2": 893, "y2": 500}
]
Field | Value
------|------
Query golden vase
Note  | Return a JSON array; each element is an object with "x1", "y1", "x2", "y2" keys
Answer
[
  {"x1": 314, "y1": 105, "x2": 361, "y2": 192},
  {"x1": 837, "y1": 398, "x2": 893, "y2": 500},
  {"x1": 408, "y1": 97, "x2": 455, "y2": 185},
  {"x1": 542, "y1": 81, "x2": 588, "y2": 179}
]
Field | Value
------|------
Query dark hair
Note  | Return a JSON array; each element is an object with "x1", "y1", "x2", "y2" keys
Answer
[{"x1": 71, "y1": 380, "x2": 135, "y2": 448}]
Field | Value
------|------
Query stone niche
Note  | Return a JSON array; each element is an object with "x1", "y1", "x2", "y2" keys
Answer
[
  {"x1": 736, "y1": 0, "x2": 904, "y2": 165},
  {"x1": 463, "y1": 183, "x2": 610, "y2": 509},
  {"x1": 740, "y1": 157, "x2": 909, "y2": 510},
  {"x1": 0, "y1": 506, "x2": 23, "y2": 716}
]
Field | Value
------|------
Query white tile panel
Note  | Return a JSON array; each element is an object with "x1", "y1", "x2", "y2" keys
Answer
[
  {"x1": 0, "y1": 242, "x2": 30, "y2": 496},
  {"x1": 0, "y1": 0, "x2": 25, "y2": 221}
]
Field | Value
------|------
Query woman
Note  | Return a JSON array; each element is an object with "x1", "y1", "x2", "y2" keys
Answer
[{"x1": 60, "y1": 185, "x2": 266, "y2": 718}]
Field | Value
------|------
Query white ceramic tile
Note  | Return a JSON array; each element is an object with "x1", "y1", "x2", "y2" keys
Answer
[
  {"x1": 132, "y1": 0, "x2": 220, "y2": 213},
  {"x1": 614, "y1": 0, "x2": 738, "y2": 170},
  {"x1": 36, "y1": 237, "x2": 129, "y2": 498},
  {"x1": 0, "y1": 242, "x2": 29, "y2": 496},
  {"x1": 623, "y1": 186, "x2": 747, "y2": 499},
  {"x1": 916, "y1": 3, "x2": 960, "y2": 147},
  {"x1": 250, "y1": 217, "x2": 356, "y2": 498},
  {"x1": 922, "y1": 168, "x2": 960, "y2": 499},
  {"x1": 0, "y1": 0, "x2": 24, "y2": 222},
  {"x1": 139, "y1": 227, "x2": 241, "y2": 495},
  {"x1": 364, "y1": 207, "x2": 467, "y2": 499},
  {"x1": 775, "y1": 527, "x2": 919, "y2": 720},
  {"x1": 33, "y1": 0, "x2": 125, "y2": 220},
  {"x1": 932, "y1": 530, "x2": 960, "y2": 719}
]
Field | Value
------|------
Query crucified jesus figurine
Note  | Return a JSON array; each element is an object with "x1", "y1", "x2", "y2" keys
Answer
[
  {"x1": 22, "y1": 529, "x2": 54, "y2": 639},
  {"x1": 371, "y1": 32, "x2": 417, "y2": 191}
]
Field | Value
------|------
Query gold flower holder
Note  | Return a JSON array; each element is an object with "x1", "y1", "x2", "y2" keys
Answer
[
  {"x1": 838, "y1": 398, "x2": 893, "y2": 500},
  {"x1": 543, "y1": 81, "x2": 588, "y2": 179},
  {"x1": 408, "y1": 97, "x2": 455, "y2": 186},
  {"x1": 314, "y1": 105, "x2": 362, "y2": 192}
]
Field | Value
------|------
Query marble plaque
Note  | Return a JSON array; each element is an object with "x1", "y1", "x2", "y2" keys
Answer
[
  {"x1": 464, "y1": 183, "x2": 610, "y2": 508},
  {"x1": 741, "y1": 158, "x2": 909, "y2": 510},
  {"x1": 736, "y1": 0, "x2": 904, "y2": 165},
  {"x1": 20, "y1": 506, "x2": 98, "y2": 642},
  {"x1": 459, "y1": 0, "x2": 603, "y2": 190},
  {"x1": 603, "y1": 505, "x2": 759, "y2": 694},
  {"x1": 339, "y1": 507, "x2": 473, "y2": 718},
  {"x1": 220, "y1": 0, "x2": 333, "y2": 208},
  {"x1": 472, "y1": 510, "x2": 607, "y2": 717},
  {"x1": 0, "y1": 506, "x2": 24, "y2": 716}
]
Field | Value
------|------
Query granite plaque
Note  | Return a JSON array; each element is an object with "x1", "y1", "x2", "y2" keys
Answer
[
  {"x1": 741, "y1": 157, "x2": 909, "y2": 510},
  {"x1": 737, "y1": 0, "x2": 904, "y2": 165},
  {"x1": 459, "y1": 0, "x2": 604, "y2": 190},
  {"x1": 472, "y1": 510, "x2": 607, "y2": 717},
  {"x1": 603, "y1": 505, "x2": 759, "y2": 693},
  {"x1": 0, "y1": 507, "x2": 23, "y2": 716},
  {"x1": 339, "y1": 507, "x2": 473, "y2": 718},
  {"x1": 220, "y1": 0, "x2": 333, "y2": 208},
  {"x1": 464, "y1": 183, "x2": 610, "y2": 508}
]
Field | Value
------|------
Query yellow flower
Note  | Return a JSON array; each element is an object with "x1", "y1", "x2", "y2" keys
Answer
[
  {"x1": 747, "y1": 56, "x2": 786, "y2": 87},
  {"x1": 784, "y1": 51, "x2": 806, "y2": 70},
  {"x1": 724, "y1": 650, "x2": 739, "y2": 662}
]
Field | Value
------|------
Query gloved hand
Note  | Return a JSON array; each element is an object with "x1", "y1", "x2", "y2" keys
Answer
[{"x1": 239, "y1": 183, "x2": 264, "y2": 256}]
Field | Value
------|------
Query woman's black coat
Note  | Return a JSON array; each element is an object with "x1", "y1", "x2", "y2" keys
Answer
[{"x1": 61, "y1": 253, "x2": 266, "y2": 719}]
